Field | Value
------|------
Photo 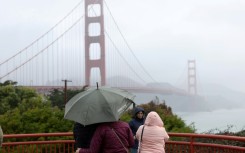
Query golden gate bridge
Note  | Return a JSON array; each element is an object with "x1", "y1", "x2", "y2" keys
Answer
[
  {"x1": 1, "y1": 1, "x2": 245, "y2": 152},
  {"x1": 0, "y1": 0, "x2": 197, "y2": 96}
]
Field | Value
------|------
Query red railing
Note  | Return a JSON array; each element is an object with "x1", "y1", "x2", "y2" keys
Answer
[
  {"x1": 1, "y1": 132, "x2": 245, "y2": 153},
  {"x1": 166, "y1": 133, "x2": 245, "y2": 153},
  {"x1": 1, "y1": 133, "x2": 75, "y2": 153}
]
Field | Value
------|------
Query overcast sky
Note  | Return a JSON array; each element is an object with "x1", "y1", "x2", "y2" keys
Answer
[{"x1": 0, "y1": 0, "x2": 245, "y2": 93}]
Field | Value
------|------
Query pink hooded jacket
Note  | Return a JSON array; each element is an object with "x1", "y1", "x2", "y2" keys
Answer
[{"x1": 136, "y1": 111, "x2": 169, "y2": 153}]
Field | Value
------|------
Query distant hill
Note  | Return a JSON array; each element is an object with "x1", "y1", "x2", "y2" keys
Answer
[
  {"x1": 106, "y1": 76, "x2": 245, "y2": 112},
  {"x1": 134, "y1": 82, "x2": 245, "y2": 112},
  {"x1": 198, "y1": 83, "x2": 245, "y2": 109},
  {"x1": 107, "y1": 76, "x2": 143, "y2": 87},
  {"x1": 146, "y1": 82, "x2": 175, "y2": 88},
  {"x1": 133, "y1": 92, "x2": 208, "y2": 112},
  {"x1": 146, "y1": 82, "x2": 187, "y2": 94}
]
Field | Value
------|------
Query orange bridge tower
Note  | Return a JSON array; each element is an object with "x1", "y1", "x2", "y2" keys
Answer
[
  {"x1": 188, "y1": 60, "x2": 197, "y2": 95},
  {"x1": 85, "y1": 0, "x2": 106, "y2": 86}
]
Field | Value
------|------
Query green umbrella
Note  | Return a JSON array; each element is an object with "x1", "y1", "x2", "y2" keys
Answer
[{"x1": 64, "y1": 86, "x2": 135, "y2": 126}]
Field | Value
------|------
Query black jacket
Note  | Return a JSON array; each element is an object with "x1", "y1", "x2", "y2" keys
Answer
[
  {"x1": 128, "y1": 107, "x2": 145, "y2": 149},
  {"x1": 73, "y1": 122, "x2": 99, "y2": 148}
]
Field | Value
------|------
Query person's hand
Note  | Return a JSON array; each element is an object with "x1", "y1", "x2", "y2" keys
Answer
[{"x1": 75, "y1": 148, "x2": 80, "y2": 153}]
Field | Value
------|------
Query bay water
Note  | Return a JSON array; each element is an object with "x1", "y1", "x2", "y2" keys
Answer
[
  {"x1": 133, "y1": 92, "x2": 245, "y2": 133},
  {"x1": 176, "y1": 108, "x2": 245, "y2": 133}
]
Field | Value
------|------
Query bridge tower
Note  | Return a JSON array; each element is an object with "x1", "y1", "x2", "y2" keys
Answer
[
  {"x1": 85, "y1": 0, "x2": 106, "y2": 86},
  {"x1": 188, "y1": 60, "x2": 197, "y2": 95}
]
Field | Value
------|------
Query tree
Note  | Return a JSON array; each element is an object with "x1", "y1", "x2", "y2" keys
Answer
[
  {"x1": 0, "y1": 102, "x2": 73, "y2": 135},
  {"x1": 48, "y1": 89, "x2": 64, "y2": 109},
  {"x1": 0, "y1": 82, "x2": 74, "y2": 135},
  {"x1": 47, "y1": 88, "x2": 85, "y2": 109},
  {"x1": 0, "y1": 80, "x2": 17, "y2": 86},
  {"x1": 0, "y1": 98, "x2": 74, "y2": 135},
  {"x1": 0, "y1": 84, "x2": 39, "y2": 114}
]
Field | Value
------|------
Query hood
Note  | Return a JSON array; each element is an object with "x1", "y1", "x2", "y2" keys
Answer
[
  {"x1": 144, "y1": 111, "x2": 163, "y2": 127},
  {"x1": 134, "y1": 107, "x2": 145, "y2": 116}
]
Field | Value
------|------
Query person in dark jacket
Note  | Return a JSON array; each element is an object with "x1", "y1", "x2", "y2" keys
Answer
[
  {"x1": 76, "y1": 121, "x2": 134, "y2": 153},
  {"x1": 73, "y1": 122, "x2": 99, "y2": 149},
  {"x1": 128, "y1": 107, "x2": 145, "y2": 153}
]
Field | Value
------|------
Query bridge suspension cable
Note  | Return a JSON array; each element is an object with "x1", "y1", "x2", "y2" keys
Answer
[
  {"x1": 0, "y1": 15, "x2": 84, "y2": 80},
  {"x1": 0, "y1": 0, "x2": 106, "y2": 83},
  {"x1": 104, "y1": 0, "x2": 158, "y2": 83},
  {"x1": 1, "y1": 0, "x2": 156, "y2": 88},
  {"x1": 0, "y1": 0, "x2": 84, "y2": 67},
  {"x1": 89, "y1": 5, "x2": 147, "y2": 84}
]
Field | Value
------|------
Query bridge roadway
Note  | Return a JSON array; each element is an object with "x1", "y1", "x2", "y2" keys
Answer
[{"x1": 26, "y1": 86, "x2": 188, "y2": 96}]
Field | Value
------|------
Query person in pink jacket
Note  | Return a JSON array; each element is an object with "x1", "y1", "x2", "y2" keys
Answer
[{"x1": 136, "y1": 111, "x2": 169, "y2": 153}]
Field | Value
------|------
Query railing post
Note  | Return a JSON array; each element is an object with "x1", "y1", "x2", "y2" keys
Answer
[{"x1": 190, "y1": 136, "x2": 194, "y2": 153}]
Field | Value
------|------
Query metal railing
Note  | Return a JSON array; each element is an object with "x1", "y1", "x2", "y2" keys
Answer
[
  {"x1": 1, "y1": 132, "x2": 245, "y2": 153},
  {"x1": 166, "y1": 133, "x2": 245, "y2": 153},
  {"x1": 1, "y1": 133, "x2": 75, "y2": 153}
]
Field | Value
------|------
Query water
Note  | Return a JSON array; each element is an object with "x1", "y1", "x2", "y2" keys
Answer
[
  {"x1": 133, "y1": 92, "x2": 245, "y2": 133},
  {"x1": 176, "y1": 108, "x2": 245, "y2": 133}
]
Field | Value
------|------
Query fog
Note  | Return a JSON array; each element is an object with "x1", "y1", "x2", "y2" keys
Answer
[
  {"x1": 1, "y1": 0, "x2": 245, "y2": 92},
  {"x1": 133, "y1": 90, "x2": 245, "y2": 133},
  {"x1": 1, "y1": 0, "x2": 245, "y2": 131}
]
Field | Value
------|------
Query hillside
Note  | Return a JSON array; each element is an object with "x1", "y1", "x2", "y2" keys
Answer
[
  {"x1": 106, "y1": 76, "x2": 245, "y2": 112},
  {"x1": 134, "y1": 83, "x2": 245, "y2": 112}
]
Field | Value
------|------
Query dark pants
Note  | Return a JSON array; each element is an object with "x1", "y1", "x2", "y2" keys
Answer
[{"x1": 130, "y1": 148, "x2": 137, "y2": 153}]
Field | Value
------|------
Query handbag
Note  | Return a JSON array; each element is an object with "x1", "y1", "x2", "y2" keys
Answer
[
  {"x1": 111, "y1": 128, "x2": 130, "y2": 153},
  {"x1": 138, "y1": 126, "x2": 145, "y2": 153}
]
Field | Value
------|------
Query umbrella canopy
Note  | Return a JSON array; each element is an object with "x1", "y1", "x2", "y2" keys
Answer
[{"x1": 64, "y1": 86, "x2": 135, "y2": 126}]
